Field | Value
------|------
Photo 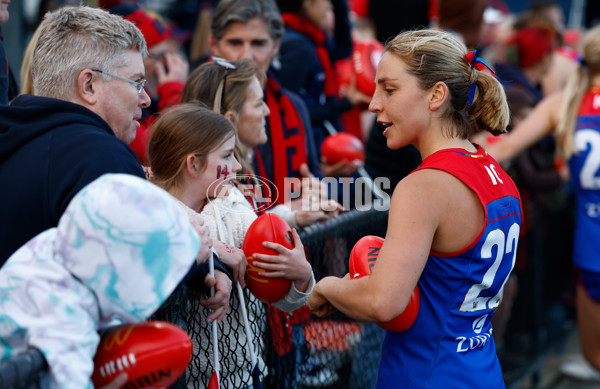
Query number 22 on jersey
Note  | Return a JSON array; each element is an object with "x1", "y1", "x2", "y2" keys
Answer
[{"x1": 459, "y1": 221, "x2": 520, "y2": 312}]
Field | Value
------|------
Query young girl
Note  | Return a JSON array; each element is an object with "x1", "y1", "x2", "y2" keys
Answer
[
  {"x1": 488, "y1": 24, "x2": 600, "y2": 374},
  {"x1": 308, "y1": 29, "x2": 522, "y2": 388},
  {"x1": 148, "y1": 102, "x2": 314, "y2": 387}
]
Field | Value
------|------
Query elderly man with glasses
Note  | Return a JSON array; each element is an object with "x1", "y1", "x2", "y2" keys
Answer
[{"x1": 0, "y1": 6, "x2": 151, "y2": 265}]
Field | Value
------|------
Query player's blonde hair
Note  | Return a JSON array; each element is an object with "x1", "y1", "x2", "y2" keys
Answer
[{"x1": 385, "y1": 29, "x2": 510, "y2": 139}]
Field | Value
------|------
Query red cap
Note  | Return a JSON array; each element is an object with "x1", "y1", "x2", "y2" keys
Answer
[{"x1": 108, "y1": 5, "x2": 170, "y2": 48}]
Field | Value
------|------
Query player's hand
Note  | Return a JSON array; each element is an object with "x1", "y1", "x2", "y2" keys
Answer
[{"x1": 307, "y1": 277, "x2": 339, "y2": 317}]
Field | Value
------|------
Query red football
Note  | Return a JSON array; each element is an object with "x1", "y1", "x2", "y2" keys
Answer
[
  {"x1": 320, "y1": 132, "x2": 365, "y2": 165},
  {"x1": 349, "y1": 235, "x2": 420, "y2": 332},
  {"x1": 243, "y1": 213, "x2": 294, "y2": 303},
  {"x1": 92, "y1": 321, "x2": 192, "y2": 388},
  {"x1": 349, "y1": 235, "x2": 384, "y2": 279},
  {"x1": 352, "y1": 38, "x2": 384, "y2": 96}
]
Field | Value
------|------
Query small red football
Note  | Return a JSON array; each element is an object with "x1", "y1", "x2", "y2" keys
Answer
[
  {"x1": 349, "y1": 235, "x2": 384, "y2": 279},
  {"x1": 349, "y1": 235, "x2": 420, "y2": 332},
  {"x1": 243, "y1": 213, "x2": 294, "y2": 303},
  {"x1": 92, "y1": 321, "x2": 192, "y2": 388},
  {"x1": 320, "y1": 132, "x2": 365, "y2": 165},
  {"x1": 352, "y1": 38, "x2": 384, "y2": 96}
]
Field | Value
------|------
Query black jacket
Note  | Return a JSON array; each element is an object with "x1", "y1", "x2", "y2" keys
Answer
[{"x1": 0, "y1": 95, "x2": 145, "y2": 264}]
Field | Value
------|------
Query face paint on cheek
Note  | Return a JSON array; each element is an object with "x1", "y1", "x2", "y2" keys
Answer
[{"x1": 216, "y1": 165, "x2": 230, "y2": 179}]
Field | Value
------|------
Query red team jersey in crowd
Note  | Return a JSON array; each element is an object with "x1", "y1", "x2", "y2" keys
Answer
[{"x1": 377, "y1": 146, "x2": 522, "y2": 388}]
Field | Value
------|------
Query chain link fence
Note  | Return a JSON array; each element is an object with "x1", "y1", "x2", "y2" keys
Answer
[
  {"x1": 152, "y1": 207, "x2": 389, "y2": 389},
  {"x1": 0, "y1": 208, "x2": 389, "y2": 389}
]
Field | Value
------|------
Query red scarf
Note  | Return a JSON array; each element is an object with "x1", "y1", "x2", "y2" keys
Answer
[
  {"x1": 281, "y1": 13, "x2": 338, "y2": 97},
  {"x1": 256, "y1": 75, "x2": 308, "y2": 205}
]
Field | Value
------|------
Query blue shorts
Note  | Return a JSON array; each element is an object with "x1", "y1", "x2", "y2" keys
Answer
[{"x1": 577, "y1": 267, "x2": 600, "y2": 303}]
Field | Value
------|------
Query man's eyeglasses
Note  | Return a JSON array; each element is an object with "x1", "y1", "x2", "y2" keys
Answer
[
  {"x1": 91, "y1": 69, "x2": 146, "y2": 94},
  {"x1": 212, "y1": 57, "x2": 236, "y2": 113}
]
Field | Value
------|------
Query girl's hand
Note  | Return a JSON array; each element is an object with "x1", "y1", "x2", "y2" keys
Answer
[
  {"x1": 251, "y1": 229, "x2": 312, "y2": 292},
  {"x1": 213, "y1": 240, "x2": 247, "y2": 287},
  {"x1": 200, "y1": 270, "x2": 232, "y2": 323}
]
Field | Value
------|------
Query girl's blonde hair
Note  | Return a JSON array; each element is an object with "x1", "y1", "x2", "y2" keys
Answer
[
  {"x1": 386, "y1": 29, "x2": 509, "y2": 138},
  {"x1": 556, "y1": 25, "x2": 600, "y2": 160}
]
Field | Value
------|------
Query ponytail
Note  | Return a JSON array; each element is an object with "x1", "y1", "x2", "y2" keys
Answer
[
  {"x1": 467, "y1": 69, "x2": 510, "y2": 136},
  {"x1": 385, "y1": 30, "x2": 509, "y2": 139}
]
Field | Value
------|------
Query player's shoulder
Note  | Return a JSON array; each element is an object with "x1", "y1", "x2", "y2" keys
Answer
[{"x1": 392, "y1": 168, "x2": 466, "y2": 211}]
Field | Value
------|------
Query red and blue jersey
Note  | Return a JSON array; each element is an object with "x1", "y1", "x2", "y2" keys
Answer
[
  {"x1": 377, "y1": 145, "x2": 522, "y2": 389},
  {"x1": 569, "y1": 86, "x2": 600, "y2": 272}
]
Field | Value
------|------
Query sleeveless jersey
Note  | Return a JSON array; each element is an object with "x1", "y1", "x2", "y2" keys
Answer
[
  {"x1": 377, "y1": 146, "x2": 522, "y2": 389},
  {"x1": 569, "y1": 86, "x2": 600, "y2": 272}
]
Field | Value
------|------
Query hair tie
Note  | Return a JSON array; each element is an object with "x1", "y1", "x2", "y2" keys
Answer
[
  {"x1": 464, "y1": 50, "x2": 498, "y2": 105},
  {"x1": 467, "y1": 69, "x2": 479, "y2": 105}
]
